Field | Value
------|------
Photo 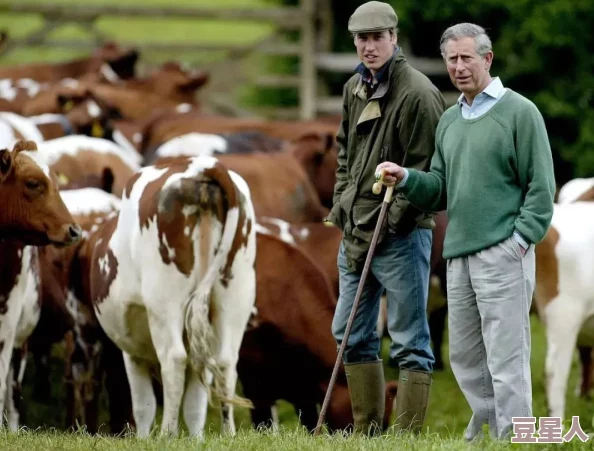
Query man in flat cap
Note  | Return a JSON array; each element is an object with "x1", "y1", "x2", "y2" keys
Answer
[{"x1": 325, "y1": 0, "x2": 446, "y2": 436}]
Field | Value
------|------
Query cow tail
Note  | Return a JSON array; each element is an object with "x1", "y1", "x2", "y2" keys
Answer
[{"x1": 160, "y1": 160, "x2": 251, "y2": 408}]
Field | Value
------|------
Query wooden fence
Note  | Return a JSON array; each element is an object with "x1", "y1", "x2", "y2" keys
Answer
[{"x1": 0, "y1": 0, "x2": 457, "y2": 120}]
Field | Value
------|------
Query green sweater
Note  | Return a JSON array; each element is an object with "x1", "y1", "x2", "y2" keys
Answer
[{"x1": 400, "y1": 89, "x2": 556, "y2": 259}]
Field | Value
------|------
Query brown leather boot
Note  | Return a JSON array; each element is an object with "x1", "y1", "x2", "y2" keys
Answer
[
  {"x1": 393, "y1": 369, "x2": 432, "y2": 434},
  {"x1": 345, "y1": 360, "x2": 385, "y2": 435}
]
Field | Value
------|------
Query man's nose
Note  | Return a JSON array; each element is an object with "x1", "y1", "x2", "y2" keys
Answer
[{"x1": 365, "y1": 41, "x2": 376, "y2": 52}]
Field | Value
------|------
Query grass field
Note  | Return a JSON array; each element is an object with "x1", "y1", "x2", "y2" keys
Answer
[{"x1": 4, "y1": 314, "x2": 594, "y2": 449}]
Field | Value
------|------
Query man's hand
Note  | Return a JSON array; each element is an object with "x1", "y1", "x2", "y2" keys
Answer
[{"x1": 375, "y1": 162, "x2": 406, "y2": 186}]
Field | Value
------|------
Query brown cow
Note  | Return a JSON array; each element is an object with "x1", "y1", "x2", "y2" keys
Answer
[
  {"x1": 117, "y1": 61, "x2": 209, "y2": 104},
  {"x1": 141, "y1": 115, "x2": 340, "y2": 153},
  {"x1": 239, "y1": 231, "x2": 398, "y2": 432},
  {"x1": 209, "y1": 152, "x2": 329, "y2": 224},
  {"x1": 28, "y1": 188, "x2": 129, "y2": 432},
  {"x1": 0, "y1": 140, "x2": 82, "y2": 246},
  {"x1": 19, "y1": 60, "x2": 205, "y2": 118},
  {"x1": 258, "y1": 211, "x2": 450, "y2": 370},
  {"x1": 0, "y1": 42, "x2": 138, "y2": 83}
]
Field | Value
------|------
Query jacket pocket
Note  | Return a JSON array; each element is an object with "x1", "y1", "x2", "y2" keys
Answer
[
  {"x1": 351, "y1": 200, "x2": 381, "y2": 234},
  {"x1": 326, "y1": 202, "x2": 346, "y2": 231}
]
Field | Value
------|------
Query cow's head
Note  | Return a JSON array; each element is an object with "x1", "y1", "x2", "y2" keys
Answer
[
  {"x1": 0, "y1": 140, "x2": 82, "y2": 246},
  {"x1": 287, "y1": 131, "x2": 338, "y2": 209},
  {"x1": 147, "y1": 61, "x2": 209, "y2": 102}
]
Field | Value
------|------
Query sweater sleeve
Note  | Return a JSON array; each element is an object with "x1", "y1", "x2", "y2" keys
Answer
[
  {"x1": 513, "y1": 101, "x2": 556, "y2": 244},
  {"x1": 398, "y1": 123, "x2": 448, "y2": 212}
]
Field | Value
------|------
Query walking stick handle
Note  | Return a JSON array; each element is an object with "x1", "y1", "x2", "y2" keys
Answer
[{"x1": 372, "y1": 169, "x2": 395, "y2": 202}]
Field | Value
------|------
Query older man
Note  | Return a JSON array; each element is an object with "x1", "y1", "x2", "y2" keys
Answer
[
  {"x1": 324, "y1": 1, "x2": 446, "y2": 435},
  {"x1": 376, "y1": 23, "x2": 556, "y2": 441}
]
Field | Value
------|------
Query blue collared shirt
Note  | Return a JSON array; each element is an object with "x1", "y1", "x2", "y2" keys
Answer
[
  {"x1": 457, "y1": 76, "x2": 507, "y2": 119},
  {"x1": 393, "y1": 77, "x2": 529, "y2": 249}
]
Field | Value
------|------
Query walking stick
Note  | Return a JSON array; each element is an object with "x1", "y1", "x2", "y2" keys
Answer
[{"x1": 313, "y1": 169, "x2": 395, "y2": 436}]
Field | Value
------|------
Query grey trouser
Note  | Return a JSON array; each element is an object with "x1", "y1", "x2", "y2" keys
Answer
[{"x1": 447, "y1": 235, "x2": 535, "y2": 441}]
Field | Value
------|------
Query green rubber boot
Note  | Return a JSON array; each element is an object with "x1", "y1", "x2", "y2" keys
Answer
[
  {"x1": 344, "y1": 360, "x2": 385, "y2": 435},
  {"x1": 393, "y1": 369, "x2": 432, "y2": 434}
]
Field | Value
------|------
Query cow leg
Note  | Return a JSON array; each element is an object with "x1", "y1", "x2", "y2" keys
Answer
[
  {"x1": 293, "y1": 403, "x2": 318, "y2": 432},
  {"x1": 6, "y1": 347, "x2": 27, "y2": 431},
  {"x1": 31, "y1": 341, "x2": 52, "y2": 403},
  {"x1": 212, "y1": 271, "x2": 257, "y2": 436},
  {"x1": 182, "y1": 366, "x2": 212, "y2": 439},
  {"x1": 103, "y1": 339, "x2": 134, "y2": 435},
  {"x1": 249, "y1": 402, "x2": 277, "y2": 431},
  {"x1": 543, "y1": 300, "x2": 583, "y2": 418},
  {"x1": 577, "y1": 346, "x2": 593, "y2": 398},
  {"x1": 0, "y1": 333, "x2": 17, "y2": 427},
  {"x1": 146, "y1": 311, "x2": 187, "y2": 437},
  {"x1": 122, "y1": 352, "x2": 156, "y2": 437}
]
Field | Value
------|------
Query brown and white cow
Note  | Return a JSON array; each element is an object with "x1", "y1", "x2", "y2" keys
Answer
[
  {"x1": 36, "y1": 135, "x2": 142, "y2": 197},
  {"x1": 0, "y1": 140, "x2": 82, "y2": 246},
  {"x1": 532, "y1": 201, "x2": 594, "y2": 419},
  {"x1": 84, "y1": 155, "x2": 257, "y2": 437},
  {"x1": 551, "y1": 177, "x2": 594, "y2": 399}
]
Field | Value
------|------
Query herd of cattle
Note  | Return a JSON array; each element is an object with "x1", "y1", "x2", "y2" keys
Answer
[{"x1": 0, "y1": 40, "x2": 593, "y2": 437}]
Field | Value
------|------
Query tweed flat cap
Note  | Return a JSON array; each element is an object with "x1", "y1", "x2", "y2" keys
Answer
[{"x1": 348, "y1": 1, "x2": 398, "y2": 33}]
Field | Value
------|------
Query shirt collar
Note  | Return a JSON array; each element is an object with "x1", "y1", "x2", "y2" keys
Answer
[
  {"x1": 457, "y1": 76, "x2": 505, "y2": 106},
  {"x1": 355, "y1": 47, "x2": 398, "y2": 86}
]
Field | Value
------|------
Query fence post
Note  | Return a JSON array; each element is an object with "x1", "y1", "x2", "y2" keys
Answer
[{"x1": 299, "y1": 0, "x2": 316, "y2": 120}]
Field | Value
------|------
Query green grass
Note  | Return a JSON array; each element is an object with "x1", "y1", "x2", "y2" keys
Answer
[
  {"x1": 7, "y1": 314, "x2": 594, "y2": 449},
  {"x1": 1, "y1": 427, "x2": 593, "y2": 451}
]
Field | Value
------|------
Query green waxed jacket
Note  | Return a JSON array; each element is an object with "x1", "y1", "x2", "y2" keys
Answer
[{"x1": 325, "y1": 48, "x2": 447, "y2": 272}]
